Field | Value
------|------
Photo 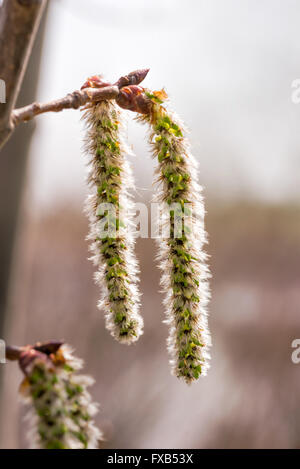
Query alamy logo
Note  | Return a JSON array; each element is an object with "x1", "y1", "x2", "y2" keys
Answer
[
  {"x1": 291, "y1": 339, "x2": 300, "y2": 364},
  {"x1": 94, "y1": 201, "x2": 194, "y2": 239},
  {"x1": 0, "y1": 339, "x2": 6, "y2": 364},
  {"x1": 0, "y1": 79, "x2": 5, "y2": 103},
  {"x1": 291, "y1": 79, "x2": 300, "y2": 104}
]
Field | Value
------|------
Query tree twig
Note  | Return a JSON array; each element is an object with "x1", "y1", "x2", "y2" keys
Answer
[
  {"x1": 5, "y1": 340, "x2": 64, "y2": 361},
  {"x1": 4, "y1": 68, "x2": 150, "y2": 143},
  {"x1": 12, "y1": 85, "x2": 120, "y2": 125},
  {"x1": 5, "y1": 345, "x2": 24, "y2": 361}
]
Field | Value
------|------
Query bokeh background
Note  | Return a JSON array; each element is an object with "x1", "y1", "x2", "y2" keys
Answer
[{"x1": 1, "y1": 0, "x2": 300, "y2": 448}]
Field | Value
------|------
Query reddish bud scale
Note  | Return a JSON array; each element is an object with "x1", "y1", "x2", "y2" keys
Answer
[
  {"x1": 116, "y1": 86, "x2": 152, "y2": 114},
  {"x1": 115, "y1": 68, "x2": 150, "y2": 89},
  {"x1": 81, "y1": 76, "x2": 111, "y2": 90},
  {"x1": 19, "y1": 348, "x2": 53, "y2": 376}
]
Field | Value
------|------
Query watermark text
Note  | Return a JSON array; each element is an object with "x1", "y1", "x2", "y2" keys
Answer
[
  {"x1": 0, "y1": 79, "x2": 5, "y2": 103},
  {"x1": 0, "y1": 339, "x2": 6, "y2": 364}
]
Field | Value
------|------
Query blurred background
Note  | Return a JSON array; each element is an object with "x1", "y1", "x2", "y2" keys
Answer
[{"x1": 1, "y1": 0, "x2": 300, "y2": 449}]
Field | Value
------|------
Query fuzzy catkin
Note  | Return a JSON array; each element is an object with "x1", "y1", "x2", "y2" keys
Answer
[
  {"x1": 21, "y1": 345, "x2": 101, "y2": 449},
  {"x1": 83, "y1": 101, "x2": 143, "y2": 343},
  {"x1": 137, "y1": 91, "x2": 211, "y2": 383}
]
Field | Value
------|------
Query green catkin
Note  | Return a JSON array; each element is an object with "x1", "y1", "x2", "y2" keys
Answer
[
  {"x1": 83, "y1": 101, "x2": 143, "y2": 343},
  {"x1": 21, "y1": 345, "x2": 101, "y2": 449},
  {"x1": 137, "y1": 91, "x2": 211, "y2": 383}
]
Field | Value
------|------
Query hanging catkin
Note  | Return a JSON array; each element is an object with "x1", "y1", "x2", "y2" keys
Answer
[
  {"x1": 83, "y1": 99, "x2": 143, "y2": 344},
  {"x1": 136, "y1": 90, "x2": 211, "y2": 383},
  {"x1": 20, "y1": 344, "x2": 102, "y2": 449}
]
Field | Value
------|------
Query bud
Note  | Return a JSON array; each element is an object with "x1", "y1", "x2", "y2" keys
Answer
[
  {"x1": 81, "y1": 75, "x2": 111, "y2": 90},
  {"x1": 115, "y1": 68, "x2": 150, "y2": 89},
  {"x1": 116, "y1": 86, "x2": 152, "y2": 114}
]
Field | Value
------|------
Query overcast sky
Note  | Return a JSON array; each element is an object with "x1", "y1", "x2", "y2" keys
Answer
[{"x1": 26, "y1": 0, "x2": 300, "y2": 211}]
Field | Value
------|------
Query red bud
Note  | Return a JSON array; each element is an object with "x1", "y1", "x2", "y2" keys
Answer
[{"x1": 116, "y1": 86, "x2": 151, "y2": 114}]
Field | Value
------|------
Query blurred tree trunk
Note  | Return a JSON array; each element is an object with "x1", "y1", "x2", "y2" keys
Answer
[
  {"x1": 0, "y1": 1, "x2": 48, "y2": 448},
  {"x1": 0, "y1": 1, "x2": 48, "y2": 337}
]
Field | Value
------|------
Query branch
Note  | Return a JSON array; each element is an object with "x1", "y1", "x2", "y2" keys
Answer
[
  {"x1": 5, "y1": 345, "x2": 23, "y2": 361},
  {"x1": 0, "y1": 0, "x2": 47, "y2": 149},
  {"x1": 12, "y1": 85, "x2": 120, "y2": 125},
  {"x1": 5, "y1": 340, "x2": 64, "y2": 361},
  {"x1": 1, "y1": 68, "x2": 150, "y2": 149}
]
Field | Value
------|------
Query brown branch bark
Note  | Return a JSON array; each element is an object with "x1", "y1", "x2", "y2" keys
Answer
[
  {"x1": 5, "y1": 345, "x2": 23, "y2": 361},
  {"x1": 0, "y1": 68, "x2": 150, "y2": 150},
  {"x1": 0, "y1": 0, "x2": 47, "y2": 149},
  {"x1": 5, "y1": 340, "x2": 64, "y2": 361},
  {"x1": 12, "y1": 85, "x2": 120, "y2": 125}
]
